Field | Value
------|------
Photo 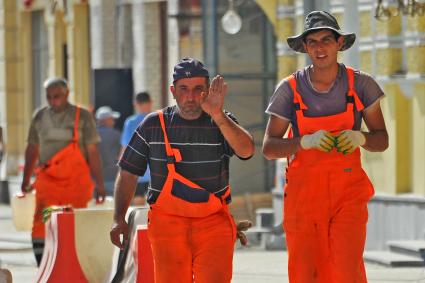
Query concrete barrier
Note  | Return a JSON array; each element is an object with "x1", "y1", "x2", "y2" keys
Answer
[{"x1": 74, "y1": 208, "x2": 115, "y2": 283}]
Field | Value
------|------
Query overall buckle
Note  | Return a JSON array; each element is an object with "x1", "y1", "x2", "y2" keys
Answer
[{"x1": 166, "y1": 156, "x2": 175, "y2": 164}]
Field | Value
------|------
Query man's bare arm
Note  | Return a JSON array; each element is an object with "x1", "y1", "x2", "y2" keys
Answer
[
  {"x1": 110, "y1": 170, "x2": 138, "y2": 249},
  {"x1": 362, "y1": 103, "x2": 389, "y2": 152},
  {"x1": 262, "y1": 115, "x2": 301, "y2": 160},
  {"x1": 86, "y1": 144, "x2": 106, "y2": 201},
  {"x1": 113, "y1": 170, "x2": 138, "y2": 222},
  {"x1": 21, "y1": 144, "x2": 40, "y2": 192},
  {"x1": 211, "y1": 112, "x2": 255, "y2": 158}
]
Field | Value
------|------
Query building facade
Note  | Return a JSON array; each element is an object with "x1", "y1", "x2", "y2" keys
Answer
[{"x1": 0, "y1": 0, "x2": 424, "y2": 198}]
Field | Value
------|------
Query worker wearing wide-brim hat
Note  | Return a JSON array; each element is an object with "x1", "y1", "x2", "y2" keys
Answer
[{"x1": 263, "y1": 10, "x2": 389, "y2": 283}]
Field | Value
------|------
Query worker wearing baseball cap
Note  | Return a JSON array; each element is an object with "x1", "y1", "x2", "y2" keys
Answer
[
  {"x1": 263, "y1": 11, "x2": 388, "y2": 282},
  {"x1": 111, "y1": 57, "x2": 255, "y2": 283}
]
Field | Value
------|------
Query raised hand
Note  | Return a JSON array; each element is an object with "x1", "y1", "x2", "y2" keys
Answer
[{"x1": 201, "y1": 75, "x2": 227, "y2": 118}]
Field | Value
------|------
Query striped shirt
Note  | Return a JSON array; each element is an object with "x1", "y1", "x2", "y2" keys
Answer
[{"x1": 118, "y1": 105, "x2": 239, "y2": 204}]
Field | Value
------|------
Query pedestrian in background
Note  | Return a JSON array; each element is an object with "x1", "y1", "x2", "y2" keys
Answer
[
  {"x1": 21, "y1": 77, "x2": 106, "y2": 266},
  {"x1": 111, "y1": 58, "x2": 255, "y2": 283},
  {"x1": 95, "y1": 106, "x2": 122, "y2": 196},
  {"x1": 120, "y1": 92, "x2": 152, "y2": 205},
  {"x1": 263, "y1": 11, "x2": 388, "y2": 283}
]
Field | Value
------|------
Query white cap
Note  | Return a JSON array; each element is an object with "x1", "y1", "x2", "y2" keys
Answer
[{"x1": 95, "y1": 106, "x2": 120, "y2": 120}]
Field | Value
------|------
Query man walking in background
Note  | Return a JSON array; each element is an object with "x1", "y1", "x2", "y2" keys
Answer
[
  {"x1": 120, "y1": 92, "x2": 152, "y2": 205},
  {"x1": 21, "y1": 77, "x2": 106, "y2": 265},
  {"x1": 96, "y1": 106, "x2": 122, "y2": 196}
]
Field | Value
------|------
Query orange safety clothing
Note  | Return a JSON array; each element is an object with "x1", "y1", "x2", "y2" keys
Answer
[
  {"x1": 284, "y1": 67, "x2": 374, "y2": 283},
  {"x1": 32, "y1": 107, "x2": 94, "y2": 239},
  {"x1": 147, "y1": 110, "x2": 237, "y2": 283},
  {"x1": 148, "y1": 209, "x2": 235, "y2": 283}
]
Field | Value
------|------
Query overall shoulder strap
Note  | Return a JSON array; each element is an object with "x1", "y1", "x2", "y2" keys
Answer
[
  {"x1": 345, "y1": 66, "x2": 365, "y2": 111},
  {"x1": 156, "y1": 110, "x2": 182, "y2": 162},
  {"x1": 287, "y1": 75, "x2": 308, "y2": 110},
  {"x1": 72, "y1": 107, "x2": 81, "y2": 142}
]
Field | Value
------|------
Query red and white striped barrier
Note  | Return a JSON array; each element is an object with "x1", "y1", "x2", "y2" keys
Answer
[{"x1": 34, "y1": 211, "x2": 88, "y2": 283}]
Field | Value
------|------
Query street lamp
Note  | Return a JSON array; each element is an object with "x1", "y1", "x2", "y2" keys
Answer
[{"x1": 221, "y1": 0, "x2": 242, "y2": 34}]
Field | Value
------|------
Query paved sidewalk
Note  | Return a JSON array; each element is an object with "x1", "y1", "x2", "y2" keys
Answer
[{"x1": 1, "y1": 204, "x2": 425, "y2": 282}]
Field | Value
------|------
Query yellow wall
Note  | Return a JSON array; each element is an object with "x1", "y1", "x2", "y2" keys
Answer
[
  {"x1": 411, "y1": 83, "x2": 425, "y2": 195},
  {"x1": 0, "y1": 0, "x2": 92, "y2": 175},
  {"x1": 254, "y1": 0, "x2": 277, "y2": 26},
  {"x1": 0, "y1": 1, "x2": 34, "y2": 175}
]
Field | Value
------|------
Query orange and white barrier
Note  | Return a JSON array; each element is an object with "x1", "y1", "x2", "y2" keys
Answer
[
  {"x1": 34, "y1": 207, "x2": 155, "y2": 283},
  {"x1": 34, "y1": 211, "x2": 88, "y2": 283}
]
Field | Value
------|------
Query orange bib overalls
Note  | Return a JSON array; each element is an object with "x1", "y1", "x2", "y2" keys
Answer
[
  {"x1": 284, "y1": 67, "x2": 374, "y2": 283},
  {"x1": 32, "y1": 107, "x2": 94, "y2": 239},
  {"x1": 147, "y1": 110, "x2": 237, "y2": 283}
]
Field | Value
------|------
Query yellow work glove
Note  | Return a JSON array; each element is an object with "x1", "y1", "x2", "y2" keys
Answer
[
  {"x1": 300, "y1": 130, "x2": 335, "y2": 152},
  {"x1": 236, "y1": 220, "x2": 252, "y2": 246},
  {"x1": 335, "y1": 130, "x2": 366, "y2": 155}
]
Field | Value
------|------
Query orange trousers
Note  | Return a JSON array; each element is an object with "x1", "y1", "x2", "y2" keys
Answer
[
  {"x1": 147, "y1": 209, "x2": 236, "y2": 283},
  {"x1": 284, "y1": 166, "x2": 374, "y2": 283}
]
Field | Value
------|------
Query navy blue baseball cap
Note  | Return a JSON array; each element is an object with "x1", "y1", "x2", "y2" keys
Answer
[{"x1": 172, "y1": 57, "x2": 209, "y2": 83}]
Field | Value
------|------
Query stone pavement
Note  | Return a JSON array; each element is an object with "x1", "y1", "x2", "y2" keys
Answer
[{"x1": 1, "y1": 204, "x2": 425, "y2": 283}]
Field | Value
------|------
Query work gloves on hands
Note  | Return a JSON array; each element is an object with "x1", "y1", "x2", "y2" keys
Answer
[
  {"x1": 300, "y1": 130, "x2": 335, "y2": 152},
  {"x1": 236, "y1": 220, "x2": 252, "y2": 246},
  {"x1": 334, "y1": 130, "x2": 366, "y2": 154},
  {"x1": 300, "y1": 130, "x2": 366, "y2": 154}
]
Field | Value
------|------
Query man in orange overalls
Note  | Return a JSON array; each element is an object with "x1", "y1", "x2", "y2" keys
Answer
[
  {"x1": 110, "y1": 58, "x2": 255, "y2": 283},
  {"x1": 21, "y1": 77, "x2": 106, "y2": 266},
  {"x1": 263, "y1": 11, "x2": 389, "y2": 283}
]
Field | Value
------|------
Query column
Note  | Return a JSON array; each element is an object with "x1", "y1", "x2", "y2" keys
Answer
[
  {"x1": 0, "y1": 1, "x2": 32, "y2": 176},
  {"x1": 132, "y1": 1, "x2": 163, "y2": 109},
  {"x1": 66, "y1": 2, "x2": 91, "y2": 107},
  {"x1": 46, "y1": 10, "x2": 66, "y2": 77}
]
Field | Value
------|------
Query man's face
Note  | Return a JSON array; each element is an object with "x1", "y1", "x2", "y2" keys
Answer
[
  {"x1": 170, "y1": 77, "x2": 208, "y2": 120},
  {"x1": 303, "y1": 29, "x2": 344, "y2": 69},
  {"x1": 100, "y1": 117, "x2": 116, "y2": 127},
  {"x1": 46, "y1": 86, "x2": 69, "y2": 112}
]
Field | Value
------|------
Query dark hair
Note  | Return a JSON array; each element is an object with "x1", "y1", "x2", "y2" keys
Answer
[
  {"x1": 302, "y1": 29, "x2": 340, "y2": 43},
  {"x1": 135, "y1": 92, "x2": 151, "y2": 104}
]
